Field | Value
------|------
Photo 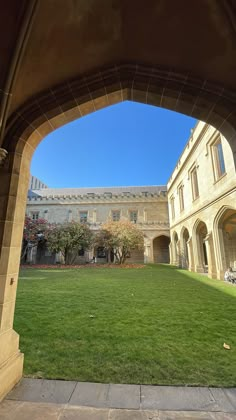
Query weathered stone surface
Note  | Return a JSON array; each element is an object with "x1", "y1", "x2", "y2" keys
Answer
[
  {"x1": 141, "y1": 386, "x2": 219, "y2": 411},
  {"x1": 0, "y1": 400, "x2": 62, "y2": 420},
  {"x1": 210, "y1": 388, "x2": 236, "y2": 412},
  {"x1": 109, "y1": 408, "x2": 159, "y2": 419},
  {"x1": 107, "y1": 384, "x2": 140, "y2": 409},
  {"x1": 7, "y1": 378, "x2": 76, "y2": 404},
  {"x1": 60, "y1": 406, "x2": 109, "y2": 420},
  {"x1": 69, "y1": 382, "x2": 109, "y2": 408}
]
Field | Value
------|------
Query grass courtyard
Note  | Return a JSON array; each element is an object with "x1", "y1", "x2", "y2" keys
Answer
[{"x1": 14, "y1": 264, "x2": 236, "y2": 386}]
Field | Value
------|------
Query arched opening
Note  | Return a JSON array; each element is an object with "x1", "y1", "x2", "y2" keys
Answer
[
  {"x1": 153, "y1": 235, "x2": 170, "y2": 263},
  {"x1": 195, "y1": 221, "x2": 208, "y2": 273},
  {"x1": 1, "y1": 67, "x2": 236, "y2": 399},
  {"x1": 181, "y1": 227, "x2": 190, "y2": 269},
  {"x1": 216, "y1": 208, "x2": 236, "y2": 276}
]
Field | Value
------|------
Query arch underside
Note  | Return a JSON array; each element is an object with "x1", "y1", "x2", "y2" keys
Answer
[{"x1": 4, "y1": 64, "x2": 236, "y2": 158}]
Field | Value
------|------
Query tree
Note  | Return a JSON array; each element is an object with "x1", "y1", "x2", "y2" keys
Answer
[
  {"x1": 21, "y1": 216, "x2": 50, "y2": 261},
  {"x1": 47, "y1": 222, "x2": 93, "y2": 265},
  {"x1": 94, "y1": 220, "x2": 144, "y2": 264}
]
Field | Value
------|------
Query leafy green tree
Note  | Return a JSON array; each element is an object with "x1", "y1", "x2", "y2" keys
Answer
[
  {"x1": 94, "y1": 220, "x2": 144, "y2": 264},
  {"x1": 47, "y1": 222, "x2": 93, "y2": 264}
]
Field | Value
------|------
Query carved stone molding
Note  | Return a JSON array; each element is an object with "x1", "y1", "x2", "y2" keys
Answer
[{"x1": 0, "y1": 148, "x2": 8, "y2": 165}]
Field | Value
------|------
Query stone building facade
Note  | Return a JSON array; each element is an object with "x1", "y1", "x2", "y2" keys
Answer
[
  {"x1": 26, "y1": 122, "x2": 236, "y2": 277},
  {"x1": 26, "y1": 185, "x2": 170, "y2": 264},
  {"x1": 167, "y1": 121, "x2": 236, "y2": 280}
]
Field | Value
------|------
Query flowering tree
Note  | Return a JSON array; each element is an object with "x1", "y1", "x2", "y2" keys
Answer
[
  {"x1": 21, "y1": 216, "x2": 50, "y2": 261},
  {"x1": 94, "y1": 220, "x2": 144, "y2": 264},
  {"x1": 47, "y1": 222, "x2": 93, "y2": 265}
]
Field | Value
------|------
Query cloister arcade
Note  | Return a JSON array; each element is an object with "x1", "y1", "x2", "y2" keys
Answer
[
  {"x1": 1, "y1": 0, "x2": 236, "y2": 401},
  {"x1": 170, "y1": 206, "x2": 236, "y2": 281}
]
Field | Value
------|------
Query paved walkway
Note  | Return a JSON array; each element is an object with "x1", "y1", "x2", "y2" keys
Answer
[{"x1": 1, "y1": 378, "x2": 236, "y2": 419}]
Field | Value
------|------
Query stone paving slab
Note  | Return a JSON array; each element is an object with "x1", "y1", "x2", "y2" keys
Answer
[
  {"x1": 4, "y1": 378, "x2": 236, "y2": 414},
  {"x1": 1, "y1": 401, "x2": 236, "y2": 420},
  {"x1": 141, "y1": 385, "x2": 220, "y2": 411},
  {"x1": 60, "y1": 405, "x2": 109, "y2": 420},
  {"x1": 6, "y1": 378, "x2": 77, "y2": 404},
  {"x1": 107, "y1": 384, "x2": 140, "y2": 409},
  {"x1": 69, "y1": 382, "x2": 109, "y2": 408},
  {"x1": 210, "y1": 388, "x2": 236, "y2": 412},
  {"x1": 0, "y1": 400, "x2": 62, "y2": 420},
  {"x1": 69, "y1": 382, "x2": 140, "y2": 409},
  {"x1": 223, "y1": 389, "x2": 236, "y2": 411}
]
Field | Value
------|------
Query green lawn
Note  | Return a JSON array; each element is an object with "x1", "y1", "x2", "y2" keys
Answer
[{"x1": 14, "y1": 265, "x2": 236, "y2": 386}]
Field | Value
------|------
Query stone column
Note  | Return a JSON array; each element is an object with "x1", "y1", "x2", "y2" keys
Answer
[
  {"x1": 176, "y1": 240, "x2": 181, "y2": 266},
  {"x1": 169, "y1": 242, "x2": 173, "y2": 265},
  {"x1": 149, "y1": 240, "x2": 154, "y2": 263},
  {"x1": 214, "y1": 227, "x2": 226, "y2": 280},
  {"x1": 186, "y1": 237, "x2": 194, "y2": 272},
  {"x1": 144, "y1": 239, "x2": 152, "y2": 263},
  {"x1": 0, "y1": 148, "x2": 30, "y2": 400},
  {"x1": 204, "y1": 232, "x2": 217, "y2": 279},
  {"x1": 193, "y1": 233, "x2": 205, "y2": 273}
]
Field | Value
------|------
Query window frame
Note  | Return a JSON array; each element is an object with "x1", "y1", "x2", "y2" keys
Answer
[
  {"x1": 31, "y1": 211, "x2": 39, "y2": 220},
  {"x1": 189, "y1": 165, "x2": 199, "y2": 201},
  {"x1": 112, "y1": 210, "x2": 120, "y2": 221},
  {"x1": 170, "y1": 195, "x2": 175, "y2": 220},
  {"x1": 178, "y1": 183, "x2": 184, "y2": 212},
  {"x1": 129, "y1": 210, "x2": 138, "y2": 223},
  {"x1": 79, "y1": 211, "x2": 88, "y2": 223},
  {"x1": 211, "y1": 135, "x2": 226, "y2": 181}
]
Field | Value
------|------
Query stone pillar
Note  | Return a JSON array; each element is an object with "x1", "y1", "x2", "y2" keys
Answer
[
  {"x1": 144, "y1": 239, "x2": 152, "y2": 263},
  {"x1": 0, "y1": 148, "x2": 30, "y2": 400},
  {"x1": 176, "y1": 240, "x2": 181, "y2": 266},
  {"x1": 193, "y1": 234, "x2": 205, "y2": 273},
  {"x1": 169, "y1": 242, "x2": 173, "y2": 265},
  {"x1": 186, "y1": 237, "x2": 194, "y2": 272},
  {"x1": 204, "y1": 232, "x2": 217, "y2": 279},
  {"x1": 214, "y1": 227, "x2": 226, "y2": 280},
  {"x1": 150, "y1": 240, "x2": 154, "y2": 263}
]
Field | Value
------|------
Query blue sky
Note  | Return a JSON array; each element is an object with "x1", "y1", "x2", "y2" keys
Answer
[{"x1": 31, "y1": 101, "x2": 196, "y2": 188}]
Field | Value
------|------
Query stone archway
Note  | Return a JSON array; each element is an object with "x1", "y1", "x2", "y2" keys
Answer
[
  {"x1": 0, "y1": 23, "x2": 236, "y2": 402},
  {"x1": 193, "y1": 220, "x2": 208, "y2": 273},
  {"x1": 214, "y1": 206, "x2": 236, "y2": 279},
  {"x1": 153, "y1": 235, "x2": 170, "y2": 263},
  {"x1": 1, "y1": 67, "x2": 236, "y2": 401}
]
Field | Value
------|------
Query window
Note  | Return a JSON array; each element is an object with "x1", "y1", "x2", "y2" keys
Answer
[
  {"x1": 104, "y1": 192, "x2": 112, "y2": 198},
  {"x1": 178, "y1": 184, "x2": 184, "y2": 212},
  {"x1": 31, "y1": 212, "x2": 39, "y2": 220},
  {"x1": 130, "y1": 211, "x2": 138, "y2": 223},
  {"x1": 112, "y1": 210, "x2": 120, "y2": 221},
  {"x1": 78, "y1": 248, "x2": 85, "y2": 256},
  {"x1": 190, "y1": 166, "x2": 199, "y2": 200},
  {"x1": 142, "y1": 191, "x2": 149, "y2": 197},
  {"x1": 212, "y1": 137, "x2": 226, "y2": 180},
  {"x1": 80, "y1": 211, "x2": 88, "y2": 223},
  {"x1": 170, "y1": 196, "x2": 175, "y2": 220}
]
